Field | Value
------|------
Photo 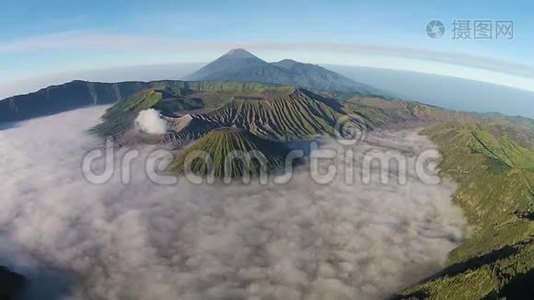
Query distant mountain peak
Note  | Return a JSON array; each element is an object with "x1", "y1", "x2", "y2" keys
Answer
[
  {"x1": 184, "y1": 49, "x2": 267, "y2": 81},
  {"x1": 185, "y1": 49, "x2": 383, "y2": 96},
  {"x1": 277, "y1": 59, "x2": 298, "y2": 64},
  {"x1": 222, "y1": 48, "x2": 258, "y2": 59},
  {"x1": 273, "y1": 59, "x2": 303, "y2": 70}
]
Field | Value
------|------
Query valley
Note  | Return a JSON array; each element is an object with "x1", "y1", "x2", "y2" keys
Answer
[{"x1": 2, "y1": 48, "x2": 534, "y2": 299}]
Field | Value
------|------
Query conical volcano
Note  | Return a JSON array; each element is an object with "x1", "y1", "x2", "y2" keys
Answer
[
  {"x1": 168, "y1": 128, "x2": 294, "y2": 177},
  {"x1": 185, "y1": 48, "x2": 268, "y2": 80}
]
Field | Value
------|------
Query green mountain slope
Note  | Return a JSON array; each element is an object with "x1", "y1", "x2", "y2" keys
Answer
[
  {"x1": 397, "y1": 122, "x2": 534, "y2": 299},
  {"x1": 346, "y1": 96, "x2": 475, "y2": 123},
  {"x1": 90, "y1": 82, "x2": 290, "y2": 138},
  {"x1": 93, "y1": 84, "x2": 377, "y2": 142},
  {"x1": 171, "y1": 88, "x2": 356, "y2": 140},
  {"x1": 89, "y1": 88, "x2": 203, "y2": 138},
  {"x1": 168, "y1": 128, "x2": 294, "y2": 177}
]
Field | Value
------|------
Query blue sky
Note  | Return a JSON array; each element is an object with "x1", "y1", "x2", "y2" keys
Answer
[{"x1": 1, "y1": 0, "x2": 533, "y2": 96}]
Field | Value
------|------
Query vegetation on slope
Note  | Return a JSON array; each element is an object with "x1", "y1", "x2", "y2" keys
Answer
[
  {"x1": 89, "y1": 88, "x2": 203, "y2": 138},
  {"x1": 89, "y1": 82, "x2": 289, "y2": 138},
  {"x1": 346, "y1": 96, "x2": 474, "y2": 123},
  {"x1": 93, "y1": 86, "x2": 378, "y2": 142},
  {"x1": 168, "y1": 128, "x2": 294, "y2": 177},
  {"x1": 172, "y1": 88, "x2": 351, "y2": 140},
  {"x1": 397, "y1": 121, "x2": 534, "y2": 299}
]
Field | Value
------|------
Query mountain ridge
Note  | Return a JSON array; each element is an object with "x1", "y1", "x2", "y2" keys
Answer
[
  {"x1": 90, "y1": 84, "x2": 369, "y2": 142},
  {"x1": 0, "y1": 80, "x2": 294, "y2": 123},
  {"x1": 0, "y1": 49, "x2": 385, "y2": 123},
  {"x1": 168, "y1": 88, "x2": 349, "y2": 141},
  {"x1": 184, "y1": 49, "x2": 383, "y2": 95},
  {"x1": 397, "y1": 121, "x2": 534, "y2": 299}
]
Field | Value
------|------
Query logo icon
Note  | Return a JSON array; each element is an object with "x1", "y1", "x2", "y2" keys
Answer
[{"x1": 426, "y1": 20, "x2": 445, "y2": 39}]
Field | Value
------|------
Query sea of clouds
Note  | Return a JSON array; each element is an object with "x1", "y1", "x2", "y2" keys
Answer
[{"x1": 0, "y1": 106, "x2": 465, "y2": 300}]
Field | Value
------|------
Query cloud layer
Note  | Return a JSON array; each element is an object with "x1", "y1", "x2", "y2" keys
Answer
[{"x1": 0, "y1": 107, "x2": 465, "y2": 300}]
